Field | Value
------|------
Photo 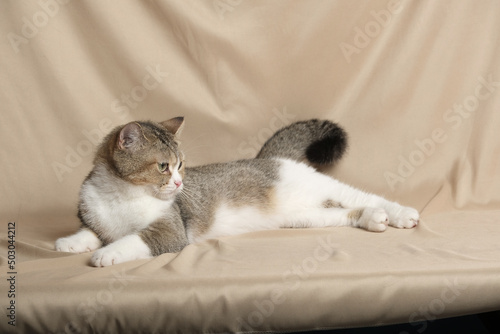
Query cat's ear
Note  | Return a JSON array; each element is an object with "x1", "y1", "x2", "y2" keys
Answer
[
  {"x1": 160, "y1": 117, "x2": 184, "y2": 136},
  {"x1": 118, "y1": 122, "x2": 144, "y2": 150}
]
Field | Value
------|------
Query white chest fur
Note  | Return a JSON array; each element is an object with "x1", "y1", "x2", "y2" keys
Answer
[{"x1": 82, "y1": 174, "x2": 171, "y2": 242}]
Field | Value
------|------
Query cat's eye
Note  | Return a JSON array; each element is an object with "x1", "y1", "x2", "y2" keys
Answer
[
  {"x1": 178, "y1": 161, "x2": 183, "y2": 169},
  {"x1": 157, "y1": 162, "x2": 169, "y2": 173}
]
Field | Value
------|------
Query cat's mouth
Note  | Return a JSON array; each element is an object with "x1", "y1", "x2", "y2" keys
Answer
[{"x1": 155, "y1": 184, "x2": 183, "y2": 200}]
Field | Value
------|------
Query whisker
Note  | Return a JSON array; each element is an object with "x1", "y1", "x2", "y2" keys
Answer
[
  {"x1": 178, "y1": 187, "x2": 206, "y2": 213},
  {"x1": 178, "y1": 193, "x2": 199, "y2": 213}
]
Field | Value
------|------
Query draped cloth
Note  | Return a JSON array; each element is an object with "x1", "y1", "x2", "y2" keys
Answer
[{"x1": 1, "y1": 1, "x2": 499, "y2": 332}]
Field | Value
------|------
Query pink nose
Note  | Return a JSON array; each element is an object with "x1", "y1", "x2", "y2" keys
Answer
[{"x1": 174, "y1": 180, "x2": 182, "y2": 188}]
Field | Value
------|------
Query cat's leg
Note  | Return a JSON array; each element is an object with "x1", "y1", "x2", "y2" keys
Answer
[
  {"x1": 90, "y1": 217, "x2": 188, "y2": 267},
  {"x1": 282, "y1": 207, "x2": 389, "y2": 232},
  {"x1": 91, "y1": 234, "x2": 152, "y2": 267},
  {"x1": 324, "y1": 180, "x2": 419, "y2": 229},
  {"x1": 55, "y1": 227, "x2": 102, "y2": 253},
  {"x1": 278, "y1": 160, "x2": 419, "y2": 229}
]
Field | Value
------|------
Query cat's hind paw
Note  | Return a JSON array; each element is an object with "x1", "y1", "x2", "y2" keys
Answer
[
  {"x1": 356, "y1": 207, "x2": 389, "y2": 232},
  {"x1": 388, "y1": 206, "x2": 419, "y2": 229}
]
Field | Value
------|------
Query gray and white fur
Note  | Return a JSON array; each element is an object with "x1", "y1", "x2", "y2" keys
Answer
[{"x1": 55, "y1": 118, "x2": 419, "y2": 267}]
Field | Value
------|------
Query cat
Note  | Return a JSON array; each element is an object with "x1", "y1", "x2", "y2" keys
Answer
[{"x1": 55, "y1": 117, "x2": 419, "y2": 267}]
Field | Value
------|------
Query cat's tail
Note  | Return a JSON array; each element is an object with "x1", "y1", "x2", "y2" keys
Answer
[{"x1": 256, "y1": 119, "x2": 348, "y2": 167}]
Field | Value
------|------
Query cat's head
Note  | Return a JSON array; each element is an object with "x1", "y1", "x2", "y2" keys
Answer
[{"x1": 97, "y1": 117, "x2": 186, "y2": 201}]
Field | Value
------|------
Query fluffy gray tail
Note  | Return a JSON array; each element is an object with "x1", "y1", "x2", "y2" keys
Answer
[{"x1": 256, "y1": 119, "x2": 348, "y2": 166}]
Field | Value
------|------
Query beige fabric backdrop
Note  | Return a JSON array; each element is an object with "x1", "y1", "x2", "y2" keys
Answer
[{"x1": 1, "y1": 1, "x2": 499, "y2": 333}]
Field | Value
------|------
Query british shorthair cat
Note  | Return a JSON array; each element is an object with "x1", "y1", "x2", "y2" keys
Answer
[{"x1": 55, "y1": 118, "x2": 419, "y2": 266}]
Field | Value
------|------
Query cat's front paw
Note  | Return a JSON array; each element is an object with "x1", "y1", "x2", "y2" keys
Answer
[
  {"x1": 90, "y1": 235, "x2": 152, "y2": 267},
  {"x1": 55, "y1": 229, "x2": 102, "y2": 253},
  {"x1": 388, "y1": 206, "x2": 419, "y2": 229},
  {"x1": 91, "y1": 246, "x2": 125, "y2": 267}
]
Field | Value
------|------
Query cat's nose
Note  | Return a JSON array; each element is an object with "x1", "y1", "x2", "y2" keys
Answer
[{"x1": 174, "y1": 180, "x2": 182, "y2": 188}]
